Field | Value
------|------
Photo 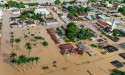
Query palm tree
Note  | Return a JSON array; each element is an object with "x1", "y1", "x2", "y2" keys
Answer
[
  {"x1": 34, "y1": 57, "x2": 40, "y2": 64},
  {"x1": 25, "y1": 42, "x2": 32, "y2": 54},
  {"x1": 19, "y1": 55, "x2": 26, "y2": 67},
  {"x1": 31, "y1": 34, "x2": 35, "y2": 40},
  {"x1": 25, "y1": 42, "x2": 30, "y2": 46},
  {"x1": 16, "y1": 59, "x2": 21, "y2": 66},
  {"x1": 10, "y1": 52, "x2": 17, "y2": 59},
  {"x1": 24, "y1": 34, "x2": 28, "y2": 40},
  {"x1": 10, "y1": 58, "x2": 17, "y2": 64},
  {"x1": 30, "y1": 57, "x2": 35, "y2": 65},
  {"x1": 27, "y1": 45, "x2": 32, "y2": 54},
  {"x1": 31, "y1": 34, "x2": 35, "y2": 37}
]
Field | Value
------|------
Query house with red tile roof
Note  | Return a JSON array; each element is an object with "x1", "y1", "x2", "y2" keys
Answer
[
  {"x1": 46, "y1": 29, "x2": 60, "y2": 44},
  {"x1": 60, "y1": 44, "x2": 79, "y2": 56},
  {"x1": 96, "y1": 20, "x2": 109, "y2": 28}
]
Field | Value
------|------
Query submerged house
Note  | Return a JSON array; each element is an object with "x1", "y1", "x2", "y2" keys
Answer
[
  {"x1": 34, "y1": 8, "x2": 50, "y2": 15},
  {"x1": 77, "y1": 41, "x2": 92, "y2": 56},
  {"x1": 96, "y1": 20, "x2": 112, "y2": 35},
  {"x1": 10, "y1": 8, "x2": 20, "y2": 14},
  {"x1": 46, "y1": 28, "x2": 60, "y2": 44},
  {"x1": 24, "y1": 20, "x2": 36, "y2": 27},
  {"x1": 46, "y1": 18, "x2": 58, "y2": 25},
  {"x1": 60, "y1": 44, "x2": 79, "y2": 56}
]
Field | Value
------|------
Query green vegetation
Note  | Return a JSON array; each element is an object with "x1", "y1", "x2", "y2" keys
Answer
[
  {"x1": 10, "y1": 52, "x2": 40, "y2": 66},
  {"x1": 25, "y1": 42, "x2": 32, "y2": 54},
  {"x1": 5, "y1": 1, "x2": 38, "y2": 8},
  {"x1": 123, "y1": 0, "x2": 125, "y2": 3},
  {"x1": 101, "y1": 51, "x2": 107, "y2": 55},
  {"x1": 10, "y1": 32, "x2": 14, "y2": 48},
  {"x1": 15, "y1": 38, "x2": 21, "y2": 43},
  {"x1": 103, "y1": 38, "x2": 107, "y2": 41},
  {"x1": 54, "y1": 0, "x2": 61, "y2": 4},
  {"x1": 34, "y1": 36, "x2": 43, "y2": 40},
  {"x1": 0, "y1": 25, "x2": 1, "y2": 31},
  {"x1": 64, "y1": 22, "x2": 94, "y2": 42},
  {"x1": 43, "y1": 41, "x2": 48, "y2": 46},
  {"x1": 90, "y1": 44, "x2": 97, "y2": 47},
  {"x1": 78, "y1": 50, "x2": 84, "y2": 55},
  {"x1": 111, "y1": 69, "x2": 125, "y2": 75},
  {"x1": 118, "y1": 7, "x2": 125, "y2": 15},
  {"x1": 27, "y1": 3, "x2": 38, "y2": 6},
  {"x1": 98, "y1": 45, "x2": 104, "y2": 49},
  {"x1": 19, "y1": 10, "x2": 43, "y2": 20},
  {"x1": 68, "y1": 6, "x2": 91, "y2": 17},
  {"x1": 10, "y1": 52, "x2": 17, "y2": 59},
  {"x1": 56, "y1": 27, "x2": 63, "y2": 36},
  {"x1": 113, "y1": 29, "x2": 123, "y2": 37},
  {"x1": 42, "y1": 66, "x2": 49, "y2": 70}
]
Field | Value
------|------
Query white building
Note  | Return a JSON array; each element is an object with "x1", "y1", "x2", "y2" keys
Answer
[
  {"x1": 0, "y1": 0, "x2": 7, "y2": 5},
  {"x1": 34, "y1": 8, "x2": 50, "y2": 15},
  {"x1": 10, "y1": 8, "x2": 20, "y2": 14}
]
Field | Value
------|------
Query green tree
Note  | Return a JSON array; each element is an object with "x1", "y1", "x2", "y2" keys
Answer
[
  {"x1": 113, "y1": 29, "x2": 121, "y2": 37},
  {"x1": 10, "y1": 59, "x2": 17, "y2": 64},
  {"x1": 43, "y1": 41, "x2": 48, "y2": 46},
  {"x1": 54, "y1": 0, "x2": 61, "y2": 4},
  {"x1": 77, "y1": 7, "x2": 85, "y2": 13},
  {"x1": 25, "y1": 42, "x2": 32, "y2": 54},
  {"x1": 15, "y1": 38, "x2": 21, "y2": 43},
  {"x1": 90, "y1": 44, "x2": 97, "y2": 47},
  {"x1": 68, "y1": 6, "x2": 77, "y2": 14},
  {"x1": 18, "y1": 55, "x2": 27, "y2": 66},
  {"x1": 10, "y1": 52, "x2": 17, "y2": 59},
  {"x1": 34, "y1": 57, "x2": 40, "y2": 64},
  {"x1": 118, "y1": 7, "x2": 125, "y2": 15},
  {"x1": 30, "y1": 57, "x2": 35, "y2": 65},
  {"x1": 85, "y1": 7, "x2": 91, "y2": 12},
  {"x1": 78, "y1": 50, "x2": 84, "y2": 55},
  {"x1": 111, "y1": 69, "x2": 125, "y2": 75}
]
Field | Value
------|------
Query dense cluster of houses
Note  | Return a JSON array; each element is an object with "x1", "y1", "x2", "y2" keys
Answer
[
  {"x1": 60, "y1": 44, "x2": 79, "y2": 56},
  {"x1": 9, "y1": 8, "x2": 59, "y2": 27},
  {"x1": 59, "y1": 41, "x2": 93, "y2": 56},
  {"x1": 96, "y1": 19, "x2": 120, "y2": 35}
]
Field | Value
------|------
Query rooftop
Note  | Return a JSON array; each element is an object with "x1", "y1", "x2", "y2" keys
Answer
[{"x1": 97, "y1": 20, "x2": 109, "y2": 28}]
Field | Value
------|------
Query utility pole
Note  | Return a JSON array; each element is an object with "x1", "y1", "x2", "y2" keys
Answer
[{"x1": 111, "y1": 19, "x2": 115, "y2": 31}]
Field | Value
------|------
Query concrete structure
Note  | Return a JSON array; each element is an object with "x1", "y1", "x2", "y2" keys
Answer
[
  {"x1": 10, "y1": 8, "x2": 20, "y2": 14},
  {"x1": 34, "y1": 8, "x2": 50, "y2": 15},
  {"x1": 46, "y1": 18, "x2": 59, "y2": 25}
]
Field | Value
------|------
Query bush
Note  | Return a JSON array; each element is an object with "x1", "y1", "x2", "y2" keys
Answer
[
  {"x1": 15, "y1": 38, "x2": 21, "y2": 43},
  {"x1": 111, "y1": 69, "x2": 125, "y2": 75},
  {"x1": 78, "y1": 50, "x2": 84, "y2": 55},
  {"x1": 90, "y1": 44, "x2": 97, "y2": 47},
  {"x1": 98, "y1": 45, "x2": 104, "y2": 49},
  {"x1": 103, "y1": 38, "x2": 107, "y2": 41},
  {"x1": 100, "y1": 35, "x2": 102, "y2": 37},
  {"x1": 101, "y1": 51, "x2": 107, "y2": 55},
  {"x1": 43, "y1": 41, "x2": 48, "y2": 46}
]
